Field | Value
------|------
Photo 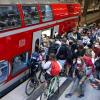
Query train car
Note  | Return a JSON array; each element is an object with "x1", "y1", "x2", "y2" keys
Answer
[{"x1": 0, "y1": 0, "x2": 81, "y2": 98}]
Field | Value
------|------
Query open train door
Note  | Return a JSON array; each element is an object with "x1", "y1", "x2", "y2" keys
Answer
[{"x1": 32, "y1": 31, "x2": 41, "y2": 53}]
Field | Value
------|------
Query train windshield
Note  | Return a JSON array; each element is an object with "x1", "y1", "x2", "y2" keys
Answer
[
  {"x1": 22, "y1": 5, "x2": 40, "y2": 25},
  {"x1": 40, "y1": 5, "x2": 53, "y2": 22},
  {"x1": 0, "y1": 5, "x2": 21, "y2": 31},
  {"x1": 12, "y1": 52, "x2": 28, "y2": 75},
  {"x1": 0, "y1": 61, "x2": 9, "y2": 84}
]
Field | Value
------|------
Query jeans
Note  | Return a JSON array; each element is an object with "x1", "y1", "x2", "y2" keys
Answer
[{"x1": 69, "y1": 77, "x2": 85, "y2": 95}]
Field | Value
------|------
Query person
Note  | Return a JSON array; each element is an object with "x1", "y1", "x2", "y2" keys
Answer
[
  {"x1": 56, "y1": 38, "x2": 73, "y2": 76},
  {"x1": 91, "y1": 57, "x2": 100, "y2": 90},
  {"x1": 82, "y1": 48, "x2": 95, "y2": 75},
  {"x1": 65, "y1": 57, "x2": 87, "y2": 98},
  {"x1": 73, "y1": 29, "x2": 82, "y2": 40},
  {"x1": 42, "y1": 53, "x2": 62, "y2": 82},
  {"x1": 56, "y1": 38, "x2": 71, "y2": 60},
  {"x1": 28, "y1": 51, "x2": 41, "y2": 84}
]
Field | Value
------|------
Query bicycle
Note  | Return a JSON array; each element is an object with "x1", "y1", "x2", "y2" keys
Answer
[
  {"x1": 25, "y1": 59, "x2": 45, "y2": 96},
  {"x1": 40, "y1": 75, "x2": 60, "y2": 100}
]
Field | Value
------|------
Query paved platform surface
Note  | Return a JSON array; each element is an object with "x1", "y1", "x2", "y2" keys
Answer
[
  {"x1": 1, "y1": 77, "x2": 67, "y2": 100},
  {"x1": 59, "y1": 81, "x2": 100, "y2": 100},
  {"x1": 1, "y1": 77, "x2": 100, "y2": 100}
]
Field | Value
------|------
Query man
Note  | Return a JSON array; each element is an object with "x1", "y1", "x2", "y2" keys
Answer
[
  {"x1": 56, "y1": 38, "x2": 71, "y2": 60},
  {"x1": 42, "y1": 53, "x2": 62, "y2": 81},
  {"x1": 91, "y1": 57, "x2": 100, "y2": 90},
  {"x1": 65, "y1": 57, "x2": 87, "y2": 98}
]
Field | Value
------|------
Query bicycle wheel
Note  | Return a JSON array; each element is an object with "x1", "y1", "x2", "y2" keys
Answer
[
  {"x1": 43, "y1": 77, "x2": 57, "y2": 99},
  {"x1": 40, "y1": 77, "x2": 59, "y2": 100},
  {"x1": 48, "y1": 76, "x2": 60, "y2": 96},
  {"x1": 40, "y1": 80, "x2": 54, "y2": 100},
  {"x1": 40, "y1": 90, "x2": 48, "y2": 100},
  {"x1": 38, "y1": 71, "x2": 46, "y2": 83},
  {"x1": 57, "y1": 77, "x2": 60, "y2": 93},
  {"x1": 25, "y1": 79, "x2": 36, "y2": 96}
]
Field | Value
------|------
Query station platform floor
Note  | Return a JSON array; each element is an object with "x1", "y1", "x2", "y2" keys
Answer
[
  {"x1": 1, "y1": 77, "x2": 100, "y2": 100},
  {"x1": 59, "y1": 81, "x2": 100, "y2": 100},
  {"x1": 1, "y1": 77, "x2": 67, "y2": 100}
]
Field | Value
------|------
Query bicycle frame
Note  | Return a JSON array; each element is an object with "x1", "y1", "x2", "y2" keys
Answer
[{"x1": 46, "y1": 76, "x2": 59, "y2": 98}]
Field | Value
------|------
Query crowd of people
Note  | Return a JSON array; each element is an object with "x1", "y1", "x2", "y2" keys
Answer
[{"x1": 30, "y1": 23, "x2": 100, "y2": 98}]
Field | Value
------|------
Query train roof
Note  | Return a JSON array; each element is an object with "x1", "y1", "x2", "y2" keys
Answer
[{"x1": 0, "y1": 0, "x2": 78, "y2": 4}]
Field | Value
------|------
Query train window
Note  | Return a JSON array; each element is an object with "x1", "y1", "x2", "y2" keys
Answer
[
  {"x1": 40, "y1": 5, "x2": 53, "y2": 22},
  {"x1": 0, "y1": 61, "x2": 9, "y2": 84},
  {"x1": 12, "y1": 52, "x2": 28, "y2": 75},
  {"x1": 0, "y1": 5, "x2": 21, "y2": 31},
  {"x1": 67, "y1": 5, "x2": 74, "y2": 13},
  {"x1": 22, "y1": 5, "x2": 40, "y2": 25}
]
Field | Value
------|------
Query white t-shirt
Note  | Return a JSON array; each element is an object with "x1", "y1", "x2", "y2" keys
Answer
[{"x1": 82, "y1": 36, "x2": 90, "y2": 44}]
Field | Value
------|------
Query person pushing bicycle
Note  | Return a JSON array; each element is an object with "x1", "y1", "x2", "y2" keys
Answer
[{"x1": 42, "y1": 52, "x2": 62, "y2": 82}]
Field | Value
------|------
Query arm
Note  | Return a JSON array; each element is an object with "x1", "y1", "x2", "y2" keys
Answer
[
  {"x1": 42, "y1": 61, "x2": 51, "y2": 70},
  {"x1": 95, "y1": 78, "x2": 100, "y2": 84},
  {"x1": 79, "y1": 75, "x2": 87, "y2": 84}
]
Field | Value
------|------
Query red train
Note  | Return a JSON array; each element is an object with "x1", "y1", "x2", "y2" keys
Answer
[{"x1": 0, "y1": 0, "x2": 81, "y2": 97}]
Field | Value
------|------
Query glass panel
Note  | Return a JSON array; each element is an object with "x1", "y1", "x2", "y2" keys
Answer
[
  {"x1": 22, "y1": 5, "x2": 40, "y2": 25},
  {"x1": 0, "y1": 5, "x2": 21, "y2": 31},
  {"x1": 40, "y1": 5, "x2": 53, "y2": 22},
  {"x1": 0, "y1": 61, "x2": 9, "y2": 84},
  {"x1": 67, "y1": 5, "x2": 74, "y2": 13},
  {"x1": 12, "y1": 52, "x2": 28, "y2": 75}
]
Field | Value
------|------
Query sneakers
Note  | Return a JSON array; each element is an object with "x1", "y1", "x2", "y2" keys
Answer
[
  {"x1": 78, "y1": 94, "x2": 84, "y2": 98},
  {"x1": 65, "y1": 93, "x2": 73, "y2": 98},
  {"x1": 65, "y1": 93, "x2": 84, "y2": 98}
]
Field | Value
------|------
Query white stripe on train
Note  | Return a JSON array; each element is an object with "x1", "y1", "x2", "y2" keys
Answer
[{"x1": 0, "y1": 70, "x2": 29, "y2": 92}]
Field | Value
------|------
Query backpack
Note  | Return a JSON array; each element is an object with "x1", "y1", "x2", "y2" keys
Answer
[
  {"x1": 56, "y1": 44, "x2": 69, "y2": 60},
  {"x1": 50, "y1": 61, "x2": 61, "y2": 76},
  {"x1": 32, "y1": 52, "x2": 40, "y2": 61},
  {"x1": 48, "y1": 43, "x2": 59, "y2": 54},
  {"x1": 82, "y1": 55, "x2": 95, "y2": 73}
]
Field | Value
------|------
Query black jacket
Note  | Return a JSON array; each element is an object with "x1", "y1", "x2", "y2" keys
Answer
[{"x1": 56, "y1": 44, "x2": 72, "y2": 60}]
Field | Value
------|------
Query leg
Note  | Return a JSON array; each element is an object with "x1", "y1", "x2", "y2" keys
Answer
[
  {"x1": 78, "y1": 82, "x2": 85, "y2": 98},
  {"x1": 66, "y1": 64, "x2": 71, "y2": 76},
  {"x1": 65, "y1": 78, "x2": 79, "y2": 97}
]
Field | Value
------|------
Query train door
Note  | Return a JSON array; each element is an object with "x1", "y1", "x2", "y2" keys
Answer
[{"x1": 32, "y1": 31, "x2": 41, "y2": 53}]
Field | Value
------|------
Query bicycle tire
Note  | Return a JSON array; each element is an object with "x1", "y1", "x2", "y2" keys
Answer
[
  {"x1": 46, "y1": 77, "x2": 57, "y2": 98},
  {"x1": 25, "y1": 79, "x2": 35, "y2": 96},
  {"x1": 40, "y1": 91, "x2": 47, "y2": 100},
  {"x1": 38, "y1": 70, "x2": 45, "y2": 83},
  {"x1": 40, "y1": 76, "x2": 60, "y2": 100},
  {"x1": 57, "y1": 77, "x2": 60, "y2": 93},
  {"x1": 39, "y1": 80, "x2": 53, "y2": 100},
  {"x1": 48, "y1": 76, "x2": 60, "y2": 96}
]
